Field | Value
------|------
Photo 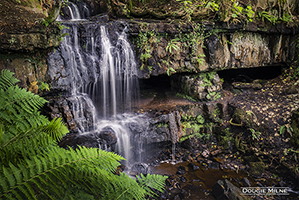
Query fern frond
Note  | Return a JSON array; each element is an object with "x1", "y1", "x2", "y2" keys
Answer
[
  {"x1": 0, "y1": 69, "x2": 20, "y2": 90},
  {"x1": 136, "y1": 173, "x2": 167, "y2": 198},
  {"x1": 0, "y1": 119, "x2": 68, "y2": 164},
  {"x1": 42, "y1": 118, "x2": 69, "y2": 142},
  {"x1": 0, "y1": 146, "x2": 126, "y2": 200}
]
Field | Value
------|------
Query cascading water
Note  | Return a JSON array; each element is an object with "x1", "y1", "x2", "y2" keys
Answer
[
  {"x1": 49, "y1": 5, "x2": 142, "y2": 164},
  {"x1": 57, "y1": 0, "x2": 89, "y2": 21}
]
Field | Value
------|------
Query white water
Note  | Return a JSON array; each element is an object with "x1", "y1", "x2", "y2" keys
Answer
[
  {"x1": 115, "y1": 28, "x2": 139, "y2": 111},
  {"x1": 100, "y1": 26, "x2": 117, "y2": 118},
  {"x1": 53, "y1": 3, "x2": 141, "y2": 163},
  {"x1": 56, "y1": 1, "x2": 81, "y2": 21},
  {"x1": 56, "y1": 24, "x2": 140, "y2": 163}
]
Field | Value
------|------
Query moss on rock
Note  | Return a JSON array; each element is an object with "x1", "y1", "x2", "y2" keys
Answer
[
  {"x1": 249, "y1": 161, "x2": 266, "y2": 177},
  {"x1": 232, "y1": 108, "x2": 258, "y2": 129}
]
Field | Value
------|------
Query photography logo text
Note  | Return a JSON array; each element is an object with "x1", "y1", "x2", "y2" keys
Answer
[{"x1": 241, "y1": 187, "x2": 289, "y2": 195}]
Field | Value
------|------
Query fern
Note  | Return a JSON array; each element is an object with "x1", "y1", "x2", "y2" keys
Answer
[
  {"x1": 0, "y1": 69, "x2": 167, "y2": 199},
  {"x1": 0, "y1": 69, "x2": 20, "y2": 90}
]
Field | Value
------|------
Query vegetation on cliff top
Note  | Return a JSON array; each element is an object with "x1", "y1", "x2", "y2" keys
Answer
[{"x1": 111, "y1": 0, "x2": 299, "y2": 26}]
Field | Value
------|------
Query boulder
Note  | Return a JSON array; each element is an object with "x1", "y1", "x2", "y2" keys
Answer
[{"x1": 212, "y1": 179, "x2": 252, "y2": 200}]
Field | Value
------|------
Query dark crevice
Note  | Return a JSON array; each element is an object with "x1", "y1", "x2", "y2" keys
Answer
[
  {"x1": 217, "y1": 65, "x2": 284, "y2": 83},
  {"x1": 139, "y1": 74, "x2": 171, "y2": 91}
]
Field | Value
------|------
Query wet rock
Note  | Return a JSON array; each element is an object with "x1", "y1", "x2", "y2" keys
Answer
[
  {"x1": 180, "y1": 176, "x2": 187, "y2": 183},
  {"x1": 174, "y1": 182, "x2": 181, "y2": 189},
  {"x1": 209, "y1": 162, "x2": 220, "y2": 170},
  {"x1": 231, "y1": 108, "x2": 258, "y2": 129},
  {"x1": 283, "y1": 85, "x2": 299, "y2": 94},
  {"x1": 58, "y1": 134, "x2": 77, "y2": 149},
  {"x1": 74, "y1": 134, "x2": 99, "y2": 148},
  {"x1": 169, "y1": 112, "x2": 179, "y2": 144},
  {"x1": 176, "y1": 166, "x2": 186, "y2": 175},
  {"x1": 173, "y1": 195, "x2": 180, "y2": 200},
  {"x1": 212, "y1": 179, "x2": 251, "y2": 200},
  {"x1": 89, "y1": 14, "x2": 109, "y2": 23},
  {"x1": 170, "y1": 188, "x2": 182, "y2": 196},
  {"x1": 165, "y1": 178, "x2": 172, "y2": 187},
  {"x1": 188, "y1": 163, "x2": 199, "y2": 170},
  {"x1": 232, "y1": 82, "x2": 263, "y2": 90},
  {"x1": 0, "y1": 24, "x2": 61, "y2": 52},
  {"x1": 129, "y1": 122, "x2": 144, "y2": 133},
  {"x1": 0, "y1": 58, "x2": 48, "y2": 90},
  {"x1": 171, "y1": 72, "x2": 223, "y2": 101},
  {"x1": 131, "y1": 163, "x2": 151, "y2": 175},
  {"x1": 96, "y1": 127, "x2": 117, "y2": 151},
  {"x1": 59, "y1": 128, "x2": 117, "y2": 151},
  {"x1": 182, "y1": 155, "x2": 189, "y2": 161},
  {"x1": 180, "y1": 136, "x2": 203, "y2": 150},
  {"x1": 241, "y1": 177, "x2": 251, "y2": 187},
  {"x1": 202, "y1": 150, "x2": 210, "y2": 158},
  {"x1": 149, "y1": 114, "x2": 169, "y2": 124}
]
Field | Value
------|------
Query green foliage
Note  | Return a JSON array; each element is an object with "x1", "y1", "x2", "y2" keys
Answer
[
  {"x1": 198, "y1": 71, "x2": 221, "y2": 101},
  {"x1": 167, "y1": 67, "x2": 176, "y2": 76},
  {"x1": 257, "y1": 11, "x2": 278, "y2": 25},
  {"x1": 179, "y1": 113, "x2": 216, "y2": 142},
  {"x1": 280, "y1": 124, "x2": 293, "y2": 136},
  {"x1": 176, "y1": 0, "x2": 194, "y2": 21},
  {"x1": 38, "y1": 81, "x2": 50, "y2": 92},
  {"x1": 249, "y1": 128, "x2": 261, "y2": 140},
  {"x1": 281, "y1": 12, "x2": 293, "y2": 23},
  {"x1": 218, "y1": 128, "x2": 234, "y2": 150},
  {"x1": 140, "y1": 51, "x2": 152, "y2": 63},
  {"x1": 166, "y1": 39, "x2": 179, "y2": 54},
  {"x1": 0, "y1": 69, "x2": 20, "y2": 89},
  {"x1": 178, "y1": 23, "x2": 209, "y2": 69},
  {"x1": 291, "y1": 66, "x2": 299, "y2": 79},
  {"x1": 134, "y1": 25, "x2": 157, "y2": 66},
  {"x1": 205, "y1": 1, "x2": 219, "y2": 12},
  {"x1": 0, "y1": 69, "x2": 167, "y2": 200},
  {"x1": 196, "y1": 114, "x2": 205, "y2": 124},
  {"x1": 197, "y1": 54, "x2": 206, "y2": 67}
]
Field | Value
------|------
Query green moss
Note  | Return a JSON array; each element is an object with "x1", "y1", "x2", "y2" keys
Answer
[
  {"x1": 157, "y1": 123, "x2": 168, "y2": 128},
  {"x1": 249, "y1": 161, "x2": 266, "y2": 177},
  {"x1": 233, "y1": 108, "x2": 257, "y2": 128},
  {"x1": 218, "y1": 128, "x2": 234, "y2": 150},
  {"x1": 235, "y1": 133, "x2": 248, "y2": 154},
  {"x1": 196, "y1": 114, "x2": 205, "y2": 124}
]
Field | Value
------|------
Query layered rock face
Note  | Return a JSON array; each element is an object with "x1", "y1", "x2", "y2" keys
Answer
[
  {"x1": 171, "y1": 72, "x2": 223, "y2": 101},
  {"x1": 129, "y1": 21, "x2": 298, "y2": 78}
]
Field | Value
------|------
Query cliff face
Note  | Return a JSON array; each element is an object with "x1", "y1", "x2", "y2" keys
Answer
[
  {"x1": 128, "y1": 21, "x2": 299, "y2": 79},
  {"x1": 0, "y1": 0, "x2": 61, "y2": 89},
  {"x1": 1, "y1": 0, "x2": 298, "y2": 87}
]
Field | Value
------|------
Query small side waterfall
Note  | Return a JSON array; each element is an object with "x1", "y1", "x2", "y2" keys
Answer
[
  {"x1": 68, "y1": 2, "x2": 81, "y2": 20},
  {"x1": 57, "y1": 0, "x2": 90, "y2": 21}
]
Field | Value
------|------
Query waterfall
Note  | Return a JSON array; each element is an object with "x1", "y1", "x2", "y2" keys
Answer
[
  {"x1": 49, "y1": 13, "x2": 141, "y2": 163},
  {"x1": 57, "y1": 0, "x2": 82, "y2": 21},
  {"x1": 69, "y1": 2, "x2": 81, "y2": 20},
  {"x1": 99, "y1": 26, "x2": 117, "y2": 118}
]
